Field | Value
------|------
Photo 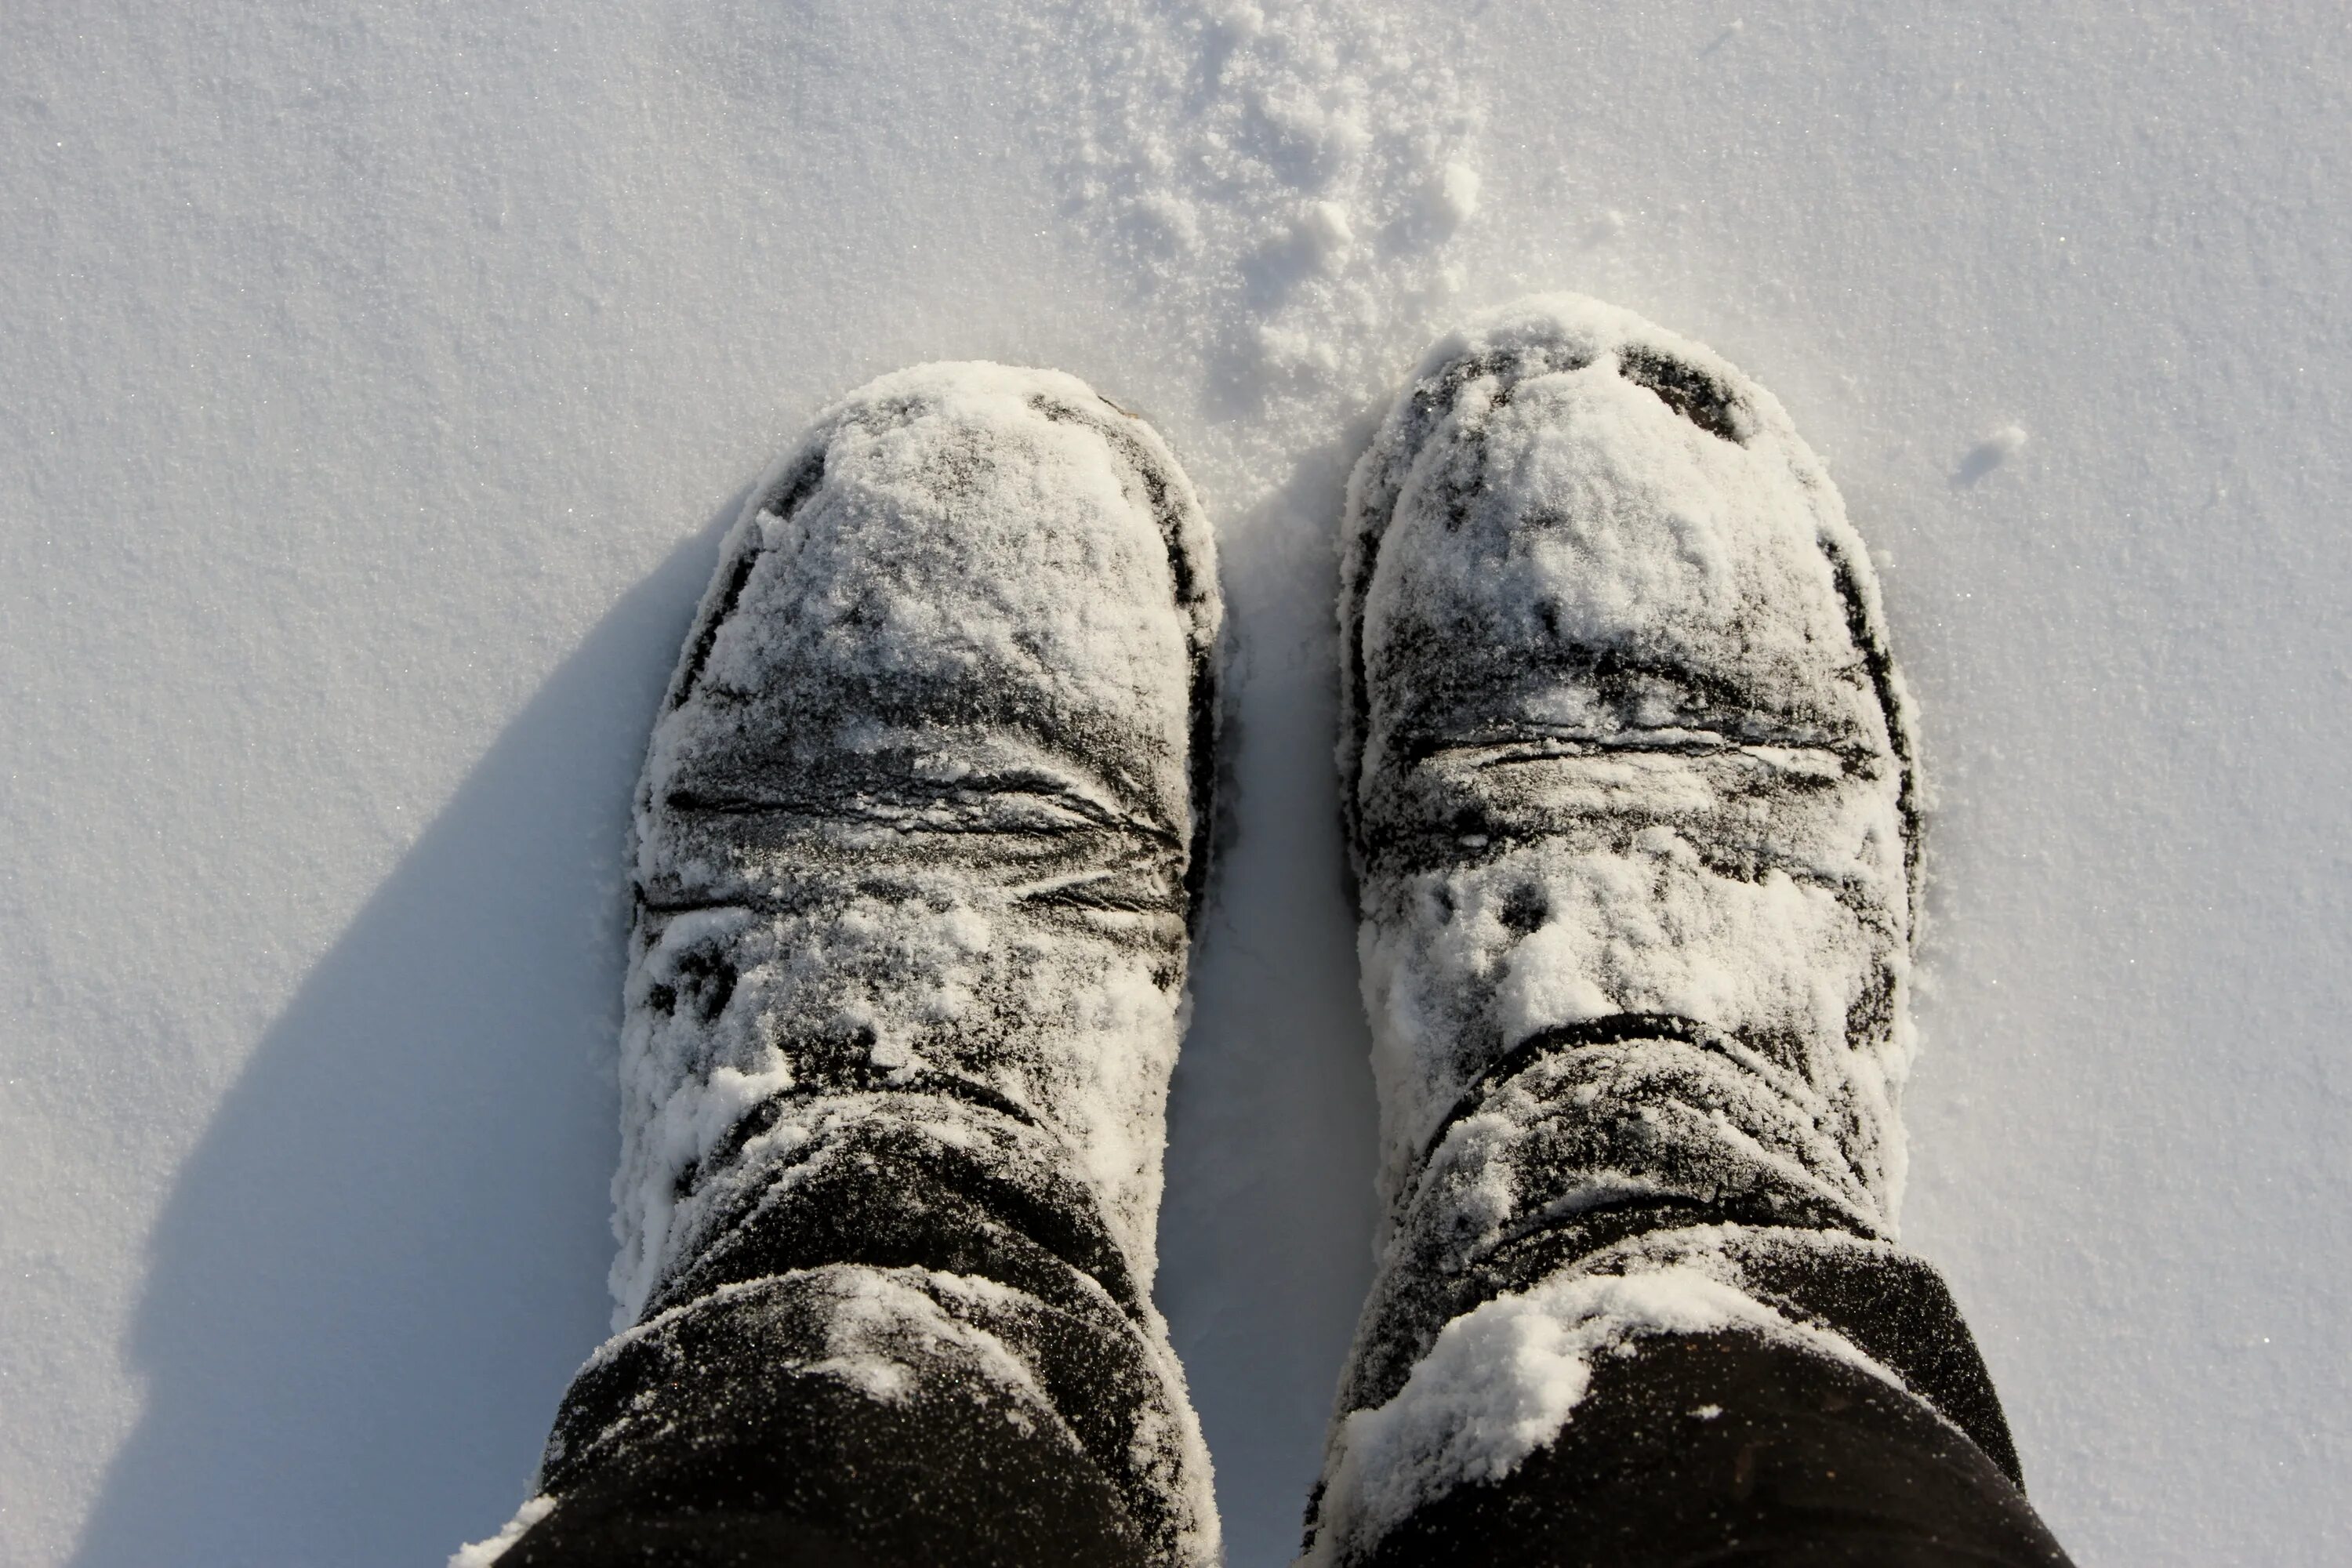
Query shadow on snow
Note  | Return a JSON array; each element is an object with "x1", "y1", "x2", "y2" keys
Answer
[
  {"x1": 68, "y1": 509, "x2": 735, "y2": 1568},
  {"x1": 71, "y1": 434, "x2": 1389, "y2": 1568}
]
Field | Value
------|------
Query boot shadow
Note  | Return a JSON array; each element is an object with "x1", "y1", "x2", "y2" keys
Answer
[
  {"x1": 1157, "y1": 430, "x2": 1384, "y2": 1560},
  {"x1": 70, "y1": 434, "x2": 1391, "y2": 1567},
  {"x1": 67, "y1": 506, "x2": 738, "y2": 1568}
]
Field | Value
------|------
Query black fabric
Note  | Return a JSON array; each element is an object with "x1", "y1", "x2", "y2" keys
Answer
[
  {"x1": 503, "y1": 1094, "x2": 1186, "y2": 1567},
  {"x1": 504, "y1": 1106, "x2": 2069, "y2": 1568},
  {"x1": 505, "y1": 1275, "x2": 1146, "y2": 1568},
  {"x1": 1362, "y1": 1329, "x2": 2071, "y2": 1568},
  {"x1": 1464, "y1": 1214, "x2": 2026, "y2": 1484},
  {"x1": 1330, "y1": 1023, "x2": 1900, "y2": 1427},
  {"x1": 648, "y1": 1090, "x2": 1145, "y2": 1321},
  {"x1": 1730, "y1": 1239, "x2": 2024, "y2": 1484}
]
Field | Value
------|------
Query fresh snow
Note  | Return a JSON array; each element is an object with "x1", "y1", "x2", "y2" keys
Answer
[{"x1": 4, "y1": 2, "x2": 2347, "y2": 1566}]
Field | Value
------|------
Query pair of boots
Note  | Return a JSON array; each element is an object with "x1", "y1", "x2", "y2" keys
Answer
[{"x1": 463, "y1": 296, "x2": 2072, "y2": 1566}]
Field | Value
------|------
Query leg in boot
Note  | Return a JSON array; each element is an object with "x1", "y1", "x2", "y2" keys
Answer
[
  {"x1": 1305, "y1": 297, "x2": 2071, "y2": 1566},
  {"x1": 461, "y1": 365, "x2": 1223, "y2": 1568}
]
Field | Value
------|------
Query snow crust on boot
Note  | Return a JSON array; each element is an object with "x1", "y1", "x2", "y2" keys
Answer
[
  {"x1": 593, "y1": 362, "x2": 1221, "y2": 1563},
  {"x1": 1308, "y1": 296, "x2": 1926, "y2": 1563},
  {"x1": 613, "y1": 361, "x2": 1218, "y2": 1312}
]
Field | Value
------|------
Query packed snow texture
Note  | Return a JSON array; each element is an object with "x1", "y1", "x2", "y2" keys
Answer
[
  {"x1": 4, "y1": 3, "x2": 2347, "y2": 1566},
  {"x1": 1039, "y1": 0, "x2": 1480, "y2": 416}
]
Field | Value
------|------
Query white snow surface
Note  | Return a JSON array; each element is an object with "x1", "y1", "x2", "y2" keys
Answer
[{"x1": 4, "y1": 3, "x2": 2347, "y2": 1566}]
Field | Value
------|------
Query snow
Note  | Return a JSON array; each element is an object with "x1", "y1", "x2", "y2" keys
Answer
[
  {"x1": 571, "y1": 361, "x2": 1225, "y2": 1563},
  {"x1": 447, "y1": 1497, "x2": 554, "y2": 1568},
  {"x1": 4, "y1": 2, "x2": 2347, "y2": 1566}
]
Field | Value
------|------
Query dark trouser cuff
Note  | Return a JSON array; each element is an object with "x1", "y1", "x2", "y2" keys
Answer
[
  {"x1": 503, "y1": 1093, "x2": 1199, "y2": 1567},
  {"x1": 1363, "y1": 1324, "x2": 2071, "y2": 1568}
]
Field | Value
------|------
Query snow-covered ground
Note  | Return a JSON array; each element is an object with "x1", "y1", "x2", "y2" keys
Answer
[{"x1": 4, "y1": 2, "x2": 2344, "y2": 1563}]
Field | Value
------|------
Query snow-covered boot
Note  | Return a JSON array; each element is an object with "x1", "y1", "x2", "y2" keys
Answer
[
  {"x1": 1303, "y1": 298, "x2": 2067, "y2": 1566},
  {"x1": 476, "y1": 364, "x2": 1222, "y2": 1568}
]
